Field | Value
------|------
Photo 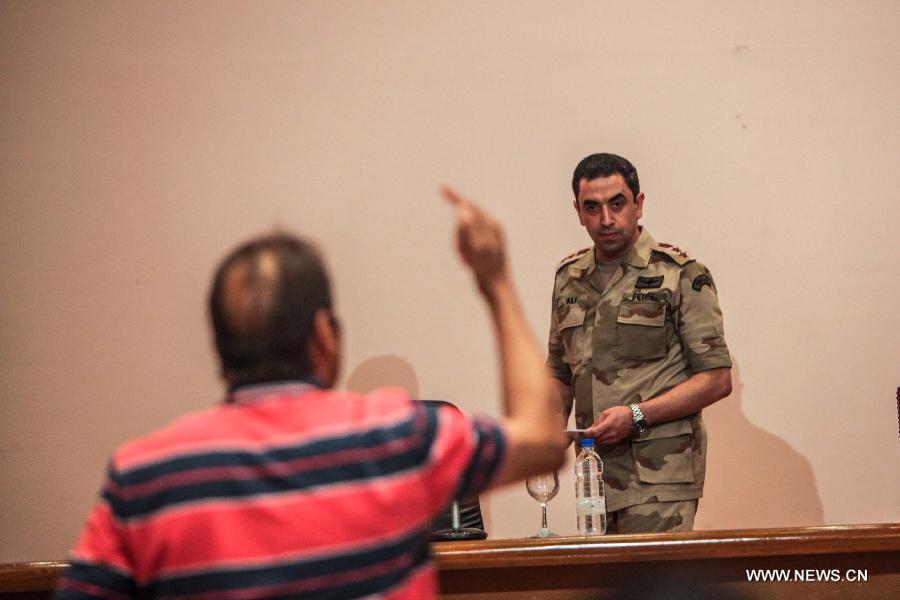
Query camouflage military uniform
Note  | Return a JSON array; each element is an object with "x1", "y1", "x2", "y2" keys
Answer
[{"x1": 547, "y1": 228, "x2": 731, "y2": 514}]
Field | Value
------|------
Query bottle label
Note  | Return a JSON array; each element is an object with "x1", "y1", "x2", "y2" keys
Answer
[{"x1": 576, "y1": 497, "x2": 606, "y2": 517}]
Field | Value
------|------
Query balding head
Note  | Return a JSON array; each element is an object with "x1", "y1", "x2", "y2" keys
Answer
[{"x1": 209, "y1": 233, "x2": 333, "y2": 388}]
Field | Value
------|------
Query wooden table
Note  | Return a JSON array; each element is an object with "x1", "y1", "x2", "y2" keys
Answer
[
  {"x1": 434, "y1": 523, "x2": 900, "y2": 599},
  {"x1": 2, "y1": 524, "x2": 898, "y2": 599}
]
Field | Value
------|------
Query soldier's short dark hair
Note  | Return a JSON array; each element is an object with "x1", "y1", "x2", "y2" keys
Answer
[
  {"x1": 571, "y1": 153, "x2": 640, "y2": 200},
  {"x1": 209, "y1": 233, "x2": 333, "y2": 388}
]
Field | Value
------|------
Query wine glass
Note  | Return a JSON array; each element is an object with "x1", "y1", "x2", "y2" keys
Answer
[{"x1": 525, "y1": 471, "x2": 560, "y2": 538}]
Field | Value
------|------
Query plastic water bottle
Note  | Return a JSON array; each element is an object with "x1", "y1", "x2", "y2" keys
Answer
[{"x1": 575, "y1": 438, "x2": 607, "y2": 535}]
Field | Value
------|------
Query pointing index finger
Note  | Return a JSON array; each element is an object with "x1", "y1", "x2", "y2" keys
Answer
[
  {"x1": 440, "y1": 184, "x2": 465, "y2": 206},
  {"x1": 440, "y1": 185, "x2": 474, "y2": 220}
]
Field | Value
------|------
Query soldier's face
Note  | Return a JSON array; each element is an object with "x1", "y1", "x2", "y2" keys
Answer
[{"x1": 574, "y1": 175, "x2": 644, "y2": 261}]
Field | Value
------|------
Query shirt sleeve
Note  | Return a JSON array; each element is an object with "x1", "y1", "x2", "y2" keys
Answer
[
  {"x1": 546, "y1": 283, "x2": 573, "y2": 385},
  {"x1": 453, "y1": 414, "x2": 507, "y2": 500},
  {"x1": 418, "y1": 403, "x2": 506, "y2": 511},
  {"x1": 676, "y1": 261, "x2": 733, "y2": 372},
  {"x1": 55, "y1": 463, "x2": 137, "y2": 599}
]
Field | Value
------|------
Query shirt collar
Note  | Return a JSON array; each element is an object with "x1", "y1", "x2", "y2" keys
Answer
[{"x1": 227, "y1": 379, "x2": 323, "y2": 405}]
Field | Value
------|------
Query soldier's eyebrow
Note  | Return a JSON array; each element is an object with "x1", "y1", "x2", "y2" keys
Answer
[{"x1": 583, "y1": 193, "x2": 626, "y2": 205}]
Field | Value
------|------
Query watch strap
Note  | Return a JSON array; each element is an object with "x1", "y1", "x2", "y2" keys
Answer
[{"x1": 629, "y1": 403, "x2": 648, "y2": 433}]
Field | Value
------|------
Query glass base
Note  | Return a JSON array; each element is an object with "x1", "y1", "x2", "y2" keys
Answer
[
  {"x1": 432, "y1": 527, "x2": 488, "y2": 541},
  {"x1": 529, "y1": 528, "x2": 560, "y2": 539}
]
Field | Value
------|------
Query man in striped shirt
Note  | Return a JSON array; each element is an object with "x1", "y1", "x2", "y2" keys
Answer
[{"x1": 56, "y1": 187, "x2": 568, "y2": 599}]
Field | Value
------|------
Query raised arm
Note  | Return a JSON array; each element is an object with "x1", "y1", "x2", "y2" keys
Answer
[{"x1": 442, "y1": 186, "x2": 568, "y2": 487}]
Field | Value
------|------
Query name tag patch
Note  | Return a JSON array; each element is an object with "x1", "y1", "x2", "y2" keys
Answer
[{"x1": 628, "y1": 292, "x2": 659, "y2": 301}]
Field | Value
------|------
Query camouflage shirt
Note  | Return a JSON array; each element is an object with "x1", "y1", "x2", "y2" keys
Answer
[{"x1": 547, "y1": 228, "x2": 731, "y2": 512}]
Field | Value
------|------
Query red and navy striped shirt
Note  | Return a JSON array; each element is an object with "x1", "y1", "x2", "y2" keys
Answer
[{"x1": 56, "y1": 382, "x2": 506, "y2": 599}]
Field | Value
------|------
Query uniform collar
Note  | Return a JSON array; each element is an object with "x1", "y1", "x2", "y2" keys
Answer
[
  {"x1": 568, "y1": 247, "x2": 595, "y2": 275},
  {"x1": 570, "y1": 227, "x2": 655, "y2": 274},
  {"x1": 622, "y1": 227, "x2": 655, "y2": 269}
]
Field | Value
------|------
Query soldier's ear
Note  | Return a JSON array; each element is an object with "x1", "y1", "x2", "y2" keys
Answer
[
  {"x1": 635, "y1": 193, "x2": 645, "y2": 219},
  {"x1": 573, "y1": 199, "x2": 587, "y2": 226}
]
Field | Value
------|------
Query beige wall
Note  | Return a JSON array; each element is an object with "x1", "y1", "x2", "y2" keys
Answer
[{"x1": 2, "y1": 1, "x2": 898, "y2": 562}]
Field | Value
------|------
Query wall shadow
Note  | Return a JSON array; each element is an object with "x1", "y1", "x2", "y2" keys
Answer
[
  {"x1": 695, "y1": 360, "x2": 825, "y2": 530},
  {"x1": 344, "y1": 354, "x2": 422, "y2": 398}
]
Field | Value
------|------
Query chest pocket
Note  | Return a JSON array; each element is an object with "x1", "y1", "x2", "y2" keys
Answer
[
  {"x1": 616, "y1": 299, "x2": 667, "y2": 359},
  {"x1": 557, "y1": 300, "x2": 587, "y2": 365}
]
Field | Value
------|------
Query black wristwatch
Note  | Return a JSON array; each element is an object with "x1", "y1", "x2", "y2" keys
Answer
[{"x1": 629, "y1": 403, "x2": 648, "y2": 433}]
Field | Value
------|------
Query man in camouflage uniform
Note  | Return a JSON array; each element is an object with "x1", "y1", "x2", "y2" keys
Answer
[{"x1": 547, "y1": 153, "x2": 732, "y2": 533}]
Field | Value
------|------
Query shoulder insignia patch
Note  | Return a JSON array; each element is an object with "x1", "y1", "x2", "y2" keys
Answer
[
  {"x1": 653, "y1": 242, "x2": 693, "y2": 266},
  {"x1": 556, "y1": 248, "x2": 591, "y2": 272},
  {"x1": 692, "y1": 273, "x2": 714, "y2": 292}
]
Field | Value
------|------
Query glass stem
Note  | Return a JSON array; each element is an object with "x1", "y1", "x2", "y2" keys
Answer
[{"x1": 540, "y1": 502, "x2": 548, "y2": 530}]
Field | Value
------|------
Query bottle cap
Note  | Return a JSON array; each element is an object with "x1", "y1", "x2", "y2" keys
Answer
[{"x1": 579, "y1": 438, "x2": 595, "y2": 447}]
